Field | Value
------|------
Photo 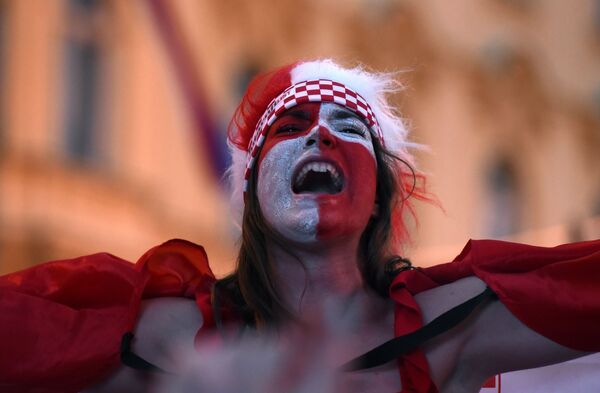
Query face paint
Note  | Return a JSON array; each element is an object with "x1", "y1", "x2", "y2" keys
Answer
[
  {"x1": 256, "y1": 102, "x2": 377, "y2": 244},
  {"x1": 313, "y1": 104, "x2": 377, "y2": 241}
]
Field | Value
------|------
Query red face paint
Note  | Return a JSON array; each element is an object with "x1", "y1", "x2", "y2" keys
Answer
[
  {"x1": 313, "y1": 104, "x2": 377, "y2": 241},
  {"x1": 257, "y1": 102, "x2": 377, "y2": 244},
  {"x1": 257, "y1": 103, "x2": 322, "y2": 170}
]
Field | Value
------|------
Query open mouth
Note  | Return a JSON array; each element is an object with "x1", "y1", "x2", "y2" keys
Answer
[{"x1": 292, "y1": 161, "x2": 344, "y2": 194}]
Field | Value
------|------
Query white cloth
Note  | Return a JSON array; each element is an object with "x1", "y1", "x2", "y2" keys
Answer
[{"x1": 479, "y1": 354, "x2": 600, "y2": 393}]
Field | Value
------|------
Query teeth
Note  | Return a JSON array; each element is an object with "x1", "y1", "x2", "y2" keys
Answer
[{"x1": 294, "y1": 161, "x2": 341, "y2": 187}]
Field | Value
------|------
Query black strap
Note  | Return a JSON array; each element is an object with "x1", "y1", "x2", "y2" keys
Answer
[
  {"x1": 120, "y1": 332, "x2": 167, "y2": 373},
  {"x1": 340, "y1": 286, "x2": 497, "y2": 372},
  {"x1": 120, "y1": 287, "x2": 496, "y2": 374}
]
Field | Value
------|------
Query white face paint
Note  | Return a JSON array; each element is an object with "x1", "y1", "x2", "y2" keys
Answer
[
  {"x1": 256, "y1": 102, "x2": 377, "y2": 245},
  {"x1": 257, "y1": 136, "x2": 320, "y2": 243}
]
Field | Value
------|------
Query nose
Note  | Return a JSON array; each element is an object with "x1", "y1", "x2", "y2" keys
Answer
[{"x1": 305, "y1": 126, "x2": 335, "y2": 149}]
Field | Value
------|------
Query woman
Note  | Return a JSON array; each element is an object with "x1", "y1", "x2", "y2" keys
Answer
[{"x1": 1, "y1": 60, "x2": 599, "y2": 393}]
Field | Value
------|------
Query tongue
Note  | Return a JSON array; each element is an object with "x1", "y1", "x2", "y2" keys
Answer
[
  {"x1": 295, "y1": 171, "x2": 339, "y2": 194},
  {"x1": 308, "y1": 182, "x2": 335, "y2": 193}
]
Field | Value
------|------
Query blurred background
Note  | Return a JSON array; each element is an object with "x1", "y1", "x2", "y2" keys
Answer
[{"x1": 0, "y1": 0, "x2": 599, "y2": 276}]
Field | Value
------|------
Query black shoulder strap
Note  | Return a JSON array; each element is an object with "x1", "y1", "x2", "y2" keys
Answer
[
  {"x1": 120, "y1": 288, "x2": 496, "y2": 374},
  {"x1": 120, "y1": 332, "x2": 168, "y2": 373},
  {"x1": 340, "y1": 286, "x2": 497, "y2": 372}
]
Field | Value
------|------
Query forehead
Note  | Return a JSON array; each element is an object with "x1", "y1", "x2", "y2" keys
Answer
[
  {"x1": 319, "y1": 102, "x2": 368, "y2": 123},
  {"x1": 276, "y1": 102, "x2": 369, "y2": 124}
]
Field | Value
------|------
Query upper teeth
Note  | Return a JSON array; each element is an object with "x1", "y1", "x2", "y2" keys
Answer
[{"x1": 295, "y1": 162, "x2": 342, "y2": 186}]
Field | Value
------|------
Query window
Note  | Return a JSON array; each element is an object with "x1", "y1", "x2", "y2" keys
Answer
[
  {"x1": 593, "y1": 85, "x2": 600, "y2": 120},
  {"x1": 496, "y1": 0, "x2": 532, "y2": 9},
  {"x1": 480, "y1": 40, "x2": 515, "y2": 74},
  {"x1": 481, "y1": 157, "x2": 521, "y2": 237},
  {"x1": 0, "y1": 1, "x2": 6, "y2": 151},
  {"x1": 595, "y1": 0, "x2": 600, "y2": 33},
  {"x1": 0, "y1": 0, "x2": 5, "y2": 261},
  {"x1": 593, "y1": 190, "x2": 600, "y2": 217},
  {"x1": 63, "y1": 0, "x2": 104, "y2": 163},
  {"x1": 233, "y1": 61, "x2": 260, "y2": 101}
]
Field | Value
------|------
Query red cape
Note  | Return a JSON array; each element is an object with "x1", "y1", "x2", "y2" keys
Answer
[
  {"x1": 0, "y1": 240, "x2": 216, "y2": 393},
  {"x1": 390, "y1": 239, "x2": 600, "y2": 393},
  {"x1": 0, "y1": 238, "x2": 598, "y2": 393}
]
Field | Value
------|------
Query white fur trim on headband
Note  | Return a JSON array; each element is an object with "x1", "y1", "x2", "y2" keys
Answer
[
  {"x1": 227, "y1": 59, "x2": 418, "y2": 232},
  {"x1": 242, "y1": 79, "x2": 384, "y2": 193},
  {"x1": 291, "y1": 60, "x2": 414, "y2": 157}
]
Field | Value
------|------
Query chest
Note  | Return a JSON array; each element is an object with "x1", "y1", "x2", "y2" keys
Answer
[
  {"x1": 332, "y1": 307, "x2": 403, "y2": 392},
  {"x1": 333, "y1": 305, "x2": 462, "y2": 392},
  {"x1": 340, "y1": 363, "x2": 402, "y2": 392}
]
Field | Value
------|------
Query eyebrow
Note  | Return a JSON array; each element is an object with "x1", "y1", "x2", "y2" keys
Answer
[
  {"x1": 278, "y1": 109, "x2": 312, "y2": 121},
  {"x1": 329, "y1": 107, "x2": 369, "y2": 127}
]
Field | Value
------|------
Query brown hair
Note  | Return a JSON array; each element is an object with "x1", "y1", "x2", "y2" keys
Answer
[{"x1": 215, "y1": 138, "x2": 416, "y2": 328}]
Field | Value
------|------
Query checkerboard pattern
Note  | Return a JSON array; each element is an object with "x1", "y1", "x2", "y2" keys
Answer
[{"x1": 243, "y1": 79, "x2": 384, "y2": 192}]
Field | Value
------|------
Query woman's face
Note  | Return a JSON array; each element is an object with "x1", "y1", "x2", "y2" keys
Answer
[{"x1": 256, "y1": 102, "x2": 377, "y2": 245}]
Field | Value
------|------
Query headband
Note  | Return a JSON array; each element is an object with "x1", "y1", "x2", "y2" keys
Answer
[{"x1": 243, "y1": 79, "x2": 384, "y2": 192}]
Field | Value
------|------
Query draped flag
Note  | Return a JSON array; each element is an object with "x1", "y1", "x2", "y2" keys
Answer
[
  {"x1": 479, "y1": 354, "x2": 600, "y2": 393},
  {"x1": 481, "y1": 374, "x2": 501, "y2": 392}
]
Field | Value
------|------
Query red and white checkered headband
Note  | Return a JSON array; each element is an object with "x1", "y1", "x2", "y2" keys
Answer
[{"x1": 243, "y1": 79, "x2": 384, "y2": 192}]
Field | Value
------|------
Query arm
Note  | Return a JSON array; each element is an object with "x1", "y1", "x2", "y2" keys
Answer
[
  {"x1": 0, "y1": 253, "x2": 145, "y2": 393},
  {"x1": 416, "y1": 277, "x2": 590, "y2": 392},
  {"x1": 451, "y1": 291, "x2": 590, "y2": 390},
  {"x1": 0, "y1": 239, "x2": 214, "y2": 393},
  {"x1": 83, "y1": 297, "x2": 203, "y2": 393}
]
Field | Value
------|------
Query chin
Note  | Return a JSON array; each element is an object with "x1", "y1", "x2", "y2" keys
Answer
[
  {"x1": 268, "y1": 208, "x2": 320, "y2": 244},
  {"x1": 262, "y1": 194, "x2": 373, "y2": 247},
  {"x1": 315, "y1": 217, "x2": 369, "y2": 242},
  {"x1": 316, "y1": 196, "x2": 374, "y2": 239}
]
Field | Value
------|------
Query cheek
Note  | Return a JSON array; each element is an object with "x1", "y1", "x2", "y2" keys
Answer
[
  {"x1": 346, "y1": 142, "x2": 377, "y2": 200},
  {"x1": 256, "y1": 138, "x2": 320, "y2": 240},
  {"x1": 316, "y1": 142, "x2": 377, "y2": 238},
  {"x1": 256, "y1": 139, "x2": 298, "y2": 204}
]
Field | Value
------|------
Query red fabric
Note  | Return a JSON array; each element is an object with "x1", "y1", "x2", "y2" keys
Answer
[
  {"x1": 0, "y1": 239, "x2": 215, "y2": 393},
  {"x1": 0, "y1": 238, "x2": 598, "y2": 393},
  {"x1": 390, "y1": 238, "x2": 600, "y2": 393}
]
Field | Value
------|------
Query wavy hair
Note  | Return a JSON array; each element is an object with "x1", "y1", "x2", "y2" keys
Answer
[{"x1": 215, "y1": 137, "x2": 427, "y2": 328}]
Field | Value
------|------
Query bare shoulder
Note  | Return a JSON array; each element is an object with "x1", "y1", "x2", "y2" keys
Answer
[
  {"x1": 135, "y1": 297, "x2": 204, "y2": 340},
  {"x1": 133, "y1": 297, "x2": 204, "y2": 370},
  {"x1": 82, "y1": 297, "x2": 203, "y2": 393},
  {"x1": 412, "y1": 277, "x2": 487, "y2": 390},
  {"x1": 414, "y1": 276, "x2": 487, "y2": 325},
  {"x1": 415, "y1": 276, "x2": 588, "y2": 392}
]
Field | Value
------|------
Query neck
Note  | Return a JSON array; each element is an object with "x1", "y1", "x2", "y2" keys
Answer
[{"x1": 268, "y1": 236, "x2": 367, "y2": 318}]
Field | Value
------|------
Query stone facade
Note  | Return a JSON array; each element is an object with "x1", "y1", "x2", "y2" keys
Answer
[{"x1": 0, "y1": 0, "x2": 598, "y2": 274}]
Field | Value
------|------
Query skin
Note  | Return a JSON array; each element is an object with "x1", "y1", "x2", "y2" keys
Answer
[
  {"x1": 85, "y1": 102, "x2": 589, "y2": 393},
  {"x1": 256, "y1": 102, "x2": 376, "y2": 245}
]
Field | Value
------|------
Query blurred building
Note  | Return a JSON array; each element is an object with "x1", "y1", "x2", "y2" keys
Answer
[{"x1": 1, "y1": 0, "x2": 599, "y2": 275}]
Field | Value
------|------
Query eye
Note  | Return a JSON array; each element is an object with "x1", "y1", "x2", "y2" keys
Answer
[
  {"x1": 276, "y1": 124, "x2": 302, "y2": 134},
  {"x1": 340, "y1": 127, "x2": 367, "y2": 137}
]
